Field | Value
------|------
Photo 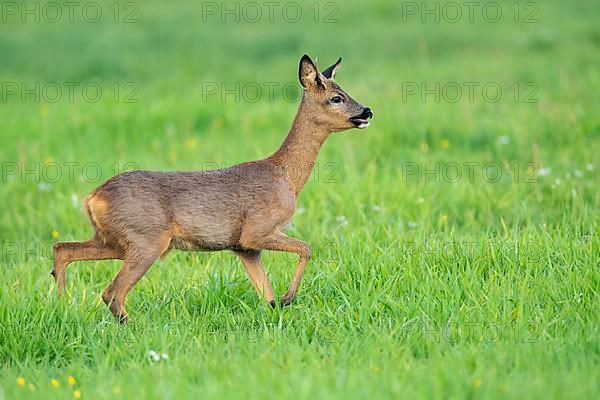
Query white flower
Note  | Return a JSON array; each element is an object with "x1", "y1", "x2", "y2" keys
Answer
[
  {"x1": 574, "y1": 170, "x2": 583, "y2": 178},
  {"x1": 554, "y1": 178, "x2": 561, "y2": 185},
  {"x1": 417, "y1": 197, "x2": 424, "y2": 204},
  {"x1": 586, "y1": 163, "x2": 594, "y2": 171},
  {"x1": 71, "y1": 193, "x2": 79, "y2": 208},
  {"x1": 149, "y1": 350, "x2": 160, "y2": 362},
  {"x1": 335, "y1": 215, "x2": 347, "y2": 226},
  {"x1": 38, "y1": 182, "x2": 51, "y2": 191},
  {"x1": 538, "y1": 167, "x2": 551, "y2": 177},
  {"x1": 372, "y1": 205, "x2": 382, "y2": 212},
  {"x1": 161, "y1": 353, "x2": 169, "y2": 360},
  {"x1": 407, "y1": 221, "x2": 417, "y2": 229},
  {"x1": 498, "y1": 135, "x2": 510, "y2": 145},
  {"x1": 296, "y1": 207, "x2": 305, "y2": 214}
]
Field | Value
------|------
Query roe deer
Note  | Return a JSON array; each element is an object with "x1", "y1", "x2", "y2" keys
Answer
[{"x1": 52, "y1": 54, "x2": 373, "y2": 323}]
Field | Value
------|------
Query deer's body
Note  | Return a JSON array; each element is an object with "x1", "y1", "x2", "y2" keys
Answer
[
  {"x1": 87, "y1": 163, "x2": 295, "y2": 254},
  {"x1": 52, "y1": 55, "x2": 372, "y2": 322}
]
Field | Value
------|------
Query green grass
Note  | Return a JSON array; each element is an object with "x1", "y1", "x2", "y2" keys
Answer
[{"x1": 1, "y1": 0, "x2": 599, "y2": 398}]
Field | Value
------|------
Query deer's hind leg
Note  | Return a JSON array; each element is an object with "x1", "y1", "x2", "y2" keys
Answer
[
  {"x1": 52, "y1": 238, "x2": 124, "y2": 297},
  {"x1": 102, "y1": 234, "x2": 171, "y2": 323}
]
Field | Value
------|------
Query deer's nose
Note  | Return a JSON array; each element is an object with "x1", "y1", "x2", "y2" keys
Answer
[{"x1": 362, "y1": 107, "x2": 373, "y2": 119}]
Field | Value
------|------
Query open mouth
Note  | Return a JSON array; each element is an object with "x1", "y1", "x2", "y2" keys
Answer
[
  {"x1": 350, "y1": 108, "x2": 373, "y2": 129},
  {"x1": 350, "y1": 118, "x2": 370, "y2": 128}
]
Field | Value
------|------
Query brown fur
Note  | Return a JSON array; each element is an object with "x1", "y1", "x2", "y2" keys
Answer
[{"x1": 52, "y1": 55, "x2": 373, "y2": 322}]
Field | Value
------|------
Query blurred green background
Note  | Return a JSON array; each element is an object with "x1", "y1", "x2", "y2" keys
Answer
[{"x1": 1, "y1": 0, "x2": 599, "y2": 399}]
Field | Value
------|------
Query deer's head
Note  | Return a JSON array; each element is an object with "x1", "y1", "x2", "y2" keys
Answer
[{"x1": 298, "y1": 54, "x2": 373, "y2": 132}]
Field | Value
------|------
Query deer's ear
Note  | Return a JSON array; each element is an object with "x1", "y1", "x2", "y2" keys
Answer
[
  {"x1": 322, "y1": 57, "x2": 342, "y2": 80},
  {"x1": 299, "y1": 54, "x2": 325, "y2": 90}
]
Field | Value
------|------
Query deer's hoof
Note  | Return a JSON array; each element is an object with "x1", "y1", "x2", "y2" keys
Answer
[{"x1": 280, "y1": 295, "x2": 295, "y2": 307}]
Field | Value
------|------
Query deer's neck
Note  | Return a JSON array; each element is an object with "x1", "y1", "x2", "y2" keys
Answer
[{"x1": 269, "y1": 101, "x2": 329, "y2": 195}]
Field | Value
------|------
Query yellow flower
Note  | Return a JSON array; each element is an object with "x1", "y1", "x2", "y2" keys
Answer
[
  {"x1": 113, "y1": 387, "x2": 121, "y2": 395},
  {"x1": 440, "y1": 214, "x2": 448, "y2": 223},
  {"x1": 39, "y1": 103, "x2": 50, "y2": 119},
  {"x1": 73, "y1": 389, "x2": 82, "y2": 398},
  {"x1": 44, "y1": 156, "x2": 55, "y2": 165},
  {"x1": 28, "y1": 383, "x2": 36, "y2": 391},
  {"x1": 420, "y1": 142, "x2": 429, "y2": 152},
  {"x1": 17, "y1": 377, "x2": 26, "y2": 386},
  {"x1": 51, "y1": 379, "x2": 60, "y2": 388},
  {"x1": 68, "y1": 376, "x2": 76, "y2": 385},
  {"x1": 473, "y1": 378, "x2": 482, "y2": 388},
  {"x1": 441, "y1": 138, "x2": 450, "y2": 149},
  {"x1": 52, "y1": 230, "x2": 60, "y2": 239},
  {"x1": 168, "y1": 149, "x2": 177, "y2": 162},
  {"x1": 184, "y1": 137, "x2": 198, "y2": 151},
  {"x1": 211, "y1": 116, "x2": 224, "y2": 129}
]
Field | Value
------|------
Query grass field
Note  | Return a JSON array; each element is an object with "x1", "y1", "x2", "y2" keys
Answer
[{"x1": 1, "y1": 0, "x2": 599, "y2": 398}]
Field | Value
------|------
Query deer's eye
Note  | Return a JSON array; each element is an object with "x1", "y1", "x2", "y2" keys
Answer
[{"x1": 330, "y1": 96, "x2": 343, "y2": 104}]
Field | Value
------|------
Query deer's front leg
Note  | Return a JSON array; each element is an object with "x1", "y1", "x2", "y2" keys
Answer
[
  {"x1": 244, "y1": 231, "x2": 311, "y2": 306},
  {"x1": 236, "y1": 250, "x2": 275, "y2": 306}
]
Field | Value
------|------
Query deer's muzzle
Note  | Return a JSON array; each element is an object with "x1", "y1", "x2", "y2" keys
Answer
[{"x1": 350, "y1": 107, "x2": 373, "y2": 129}]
